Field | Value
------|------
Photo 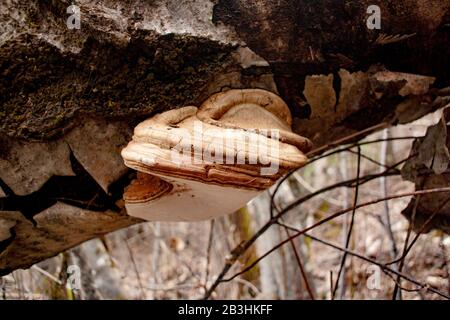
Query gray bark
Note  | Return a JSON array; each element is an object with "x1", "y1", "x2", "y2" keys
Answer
[{"x1": 1, "y1": 0, "x2": 450, "y2": 274}]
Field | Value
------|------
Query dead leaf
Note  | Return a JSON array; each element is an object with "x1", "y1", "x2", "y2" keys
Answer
[
  {"x1": 401, "y1": 116, "x2": 450, "y2": 181},
  {"x1": 401, "y1": 108, "x2": 450, "y2": 234}
]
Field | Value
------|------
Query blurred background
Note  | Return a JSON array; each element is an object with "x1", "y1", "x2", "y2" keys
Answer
[{"x1": 1, "y1": 111, "x2": 449, "y2": 300}]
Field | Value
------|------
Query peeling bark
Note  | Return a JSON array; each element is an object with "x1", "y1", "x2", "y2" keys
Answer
[{"x1": 1, "y1": 0, "x2": 450, "y2": 274}]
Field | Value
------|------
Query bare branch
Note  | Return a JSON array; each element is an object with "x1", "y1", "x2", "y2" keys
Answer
[{"x1": 332, "y1": 146, "x2": 361, "y2": 299}]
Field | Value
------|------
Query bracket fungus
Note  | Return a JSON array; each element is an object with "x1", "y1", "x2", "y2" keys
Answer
[{"x1": 121, "y1": 89, "x2": 312, "y2": 221}]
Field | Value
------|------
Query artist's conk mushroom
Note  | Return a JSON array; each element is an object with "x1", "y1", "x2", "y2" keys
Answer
[{"x1": 121, "y1": 89, "x2": 312, "y2": 221}]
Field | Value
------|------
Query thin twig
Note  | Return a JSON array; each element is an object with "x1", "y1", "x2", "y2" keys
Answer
[
  {"x1": 292, "y1": 171, "x2": 344, "y2": 207},
  {"x1": 204, "y1": 155, "x2": 413, "y2": 299},
  {"x1": 269, "y1": 136, "x2": 420, "y2": 219},
  {"x1": 280, "y1": 221, "x2": 315, "y2": 299},
  {"x1": 220, "y1": 188, "x2": 450, "y2": 286},
  {"x1": 348, "y1": 149, "x2": 386, "y2": 168},
  {"x1": 203, "y1": 220, "x2": 215, "y2": 294},
  {"x1": 204, "y1": 170, "x2": 397, "y2": 299},
  {"x1": 31, "y1": 265, "x2": 62, "y2": 285},
  {"x1": 333, "y1": 147, "x2": 361, "y2": 299},
  {"x1": 307, "y1": 123, "x2": 389, "y2": 156},
  {"x1": 379, "y1": 129, "x2": 399, "y2": 260},
  {"x1": 379, "y1": 129, "x2": 401, "y2": 300},
  {"x1": 125, "y1": 238, "x2": 147, "y2": 300},
  {"x1": 276, "y1": 223, "x2": 450, "y2": 299},
  {"x1": 307, "y1": 136, "x2": 422, "y2": 161},
  {"x1": 150, "y1": 222, "x2": 161, "y2": 299},
  {"x1": 392, "y1": 179, "x2": 423, "y2": 300},
  {"x1": 337, "y1": 151, "x2": 350, "y2": 297},
  {"x1": 386, "y1": 196, "x2": 450, "y2": 266},
  {"x1": 272, "y1": 155, "x2": 412, "y2": 219}
]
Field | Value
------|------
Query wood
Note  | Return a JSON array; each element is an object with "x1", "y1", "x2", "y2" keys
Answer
[{"x1": 1, "y1": 0, "x2": 449, "y2": 274}]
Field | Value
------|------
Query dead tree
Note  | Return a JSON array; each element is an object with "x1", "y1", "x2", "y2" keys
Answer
[{"x1": 1, "y1": 0, "x2": 450, "y2": 275}]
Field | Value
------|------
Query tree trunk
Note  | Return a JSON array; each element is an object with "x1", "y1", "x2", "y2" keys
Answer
[{"x1": 1, "y1": 0, "x2": 450, "y2": 274}]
